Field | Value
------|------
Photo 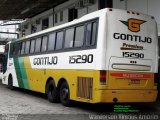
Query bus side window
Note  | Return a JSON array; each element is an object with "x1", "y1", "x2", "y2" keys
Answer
[
  {"x1": 55, "y1": 31, "x2": 64, "y2": 50},
  {"x1": 85, "y1": 23, "x2": 92, "y2": 46},
  {"x1": 64, "y1": 28, "x2": 74, "y2": 48},
  {"x1": 41, "y1": 36, "x2": 48, "y2": 52},
  {"x1": 74, "y1": 25, "x2": 84, "y2": 47},
  {"x1": 12, "y1": 44, "x2": 16, "y2": 56},
  {"x1": 35, "y1": 37, "x2": 42, "y2": 53},
  {"x1": 91, "y1": 22, "x2": 97, "y2": 46},
  {"x1": 85, "y1": 22, "x2": 97, "y2": 46},
  {"x1": 21, "y1": 42, "x2": 25, "y2": 55},
  {"x1": 4, "y1": 44, "x2": 9, "y2": 54},
  {"x1": 48, "y1": 32, "x2": 56, "y2": 51},
  {"x1": 25, "y1": 40, "x2": 30, "y2": 54},
  {"x1": 18, "y1": 43, "x2": 22, "y2": 55},
  {"x1": 30, "y1": 39, "x2": 35, "y2": 53},
  {"x1": 10, "y1": 43, "x2": 14, "y2": 57},
  {"x1": 13, "y1": 42, "x2": 21, "y2": 56}
]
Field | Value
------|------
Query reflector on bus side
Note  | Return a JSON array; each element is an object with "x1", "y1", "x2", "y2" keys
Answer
[{"x1": 100, "y1": 70, "x2": 106, "y2": 85}]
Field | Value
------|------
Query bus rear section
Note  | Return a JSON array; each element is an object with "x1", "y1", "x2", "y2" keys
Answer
[{"x1": 96, "y1": 9, "x2": 158, "y2": 103}]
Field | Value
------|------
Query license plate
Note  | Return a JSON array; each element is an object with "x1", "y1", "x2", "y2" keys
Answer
[{"x1": 131, "y1": 80, "x2": 140, "y2": 84}]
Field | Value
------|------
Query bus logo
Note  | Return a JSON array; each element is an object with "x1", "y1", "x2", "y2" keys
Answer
[{"x1": 120, "y1": 18, "x2": 146, "y2": 32}]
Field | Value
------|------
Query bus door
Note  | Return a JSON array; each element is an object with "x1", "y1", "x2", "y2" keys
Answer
[{"x1": 2, "y1": 44, "x2": 9, "y2": 74}]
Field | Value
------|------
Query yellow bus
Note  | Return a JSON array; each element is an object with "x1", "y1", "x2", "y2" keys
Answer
[{"x1": 2, "y1": 8, "x2": 158, "y2": 106}]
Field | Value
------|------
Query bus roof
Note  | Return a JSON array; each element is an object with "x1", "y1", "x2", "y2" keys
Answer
[
  {"x1": 20, "y1": 9, "x2": 106, "y2": 40},
  {"x1": 16, "y1": 8, "x2": 155, "y2": 42}
]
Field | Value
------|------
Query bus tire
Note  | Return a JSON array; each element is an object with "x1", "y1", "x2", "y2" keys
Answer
[
  {"x1": 8, "y1": 75, "x2": 14, "y2": 90},
  {"x1": 46, "y1": 80, "x2": 59, "y2": 103},
  {"x1": 60, "y1": 81, "x2": 72, "y2": 107}
]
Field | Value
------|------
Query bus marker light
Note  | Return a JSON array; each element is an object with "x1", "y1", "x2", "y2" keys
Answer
[
  {"x1": 154, "y1": 73, "x2": 158, "y2": 86},
  {"x1": 100, "y1": 71, "x2": 106, "y2": 85}
]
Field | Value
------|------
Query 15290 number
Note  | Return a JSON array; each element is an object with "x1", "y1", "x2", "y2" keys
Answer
[
  {"x1": 123, "y1": 52, "x2": 144, "y2": 58},
  {"x1": 69, "y1": 54, "x2": 93, "y2": 64}
]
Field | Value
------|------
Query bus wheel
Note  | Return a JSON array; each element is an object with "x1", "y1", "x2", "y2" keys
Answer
[
  {"x1": 8, "y1": 75, "x2": 14, "y2": 90},
  {"x1": 46, "y1": 80, "x2": 59, "y2": 103},
  {"x1": 60, "y1": 81, "x2": 72, "y2": 107}
]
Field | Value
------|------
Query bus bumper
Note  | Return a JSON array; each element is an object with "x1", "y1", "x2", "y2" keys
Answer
[{"x1": 94, "y1": 89, "x2": 158, "y2": 103}]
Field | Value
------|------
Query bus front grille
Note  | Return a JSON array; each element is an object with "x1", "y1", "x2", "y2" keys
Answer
[{"x1": 77, "y1": 77, "x2": 93, "y2": 100}]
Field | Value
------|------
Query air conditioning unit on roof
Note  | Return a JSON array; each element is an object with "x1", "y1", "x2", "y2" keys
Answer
[
  {"x1": 83, "y1": 0, "x2": 94, "y2": 6},
  {"x1": 75, "y1": 0, "x2": 84, "y2": 9}
]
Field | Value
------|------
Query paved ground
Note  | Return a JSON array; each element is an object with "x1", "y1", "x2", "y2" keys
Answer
[
  {"x1": 0, "y1": 81, "x2": 92, "y2": 114},
  {"x1": 0, "y1": 80, "x2": 160, "y2": 119}
]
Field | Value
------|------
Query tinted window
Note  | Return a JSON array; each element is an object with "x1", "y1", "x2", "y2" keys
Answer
[
  {"x1": 13, "y1": 43, "x2": 21, "y2": 55},
  {"x1": 64, "y1": 28, "x2": 74, "y2": 48},
  {"x1": 21, "y1": 42, "x2": 25, "y2": 55},
  {"x1": 85, "y1": 23, "x2": 92, "y2": 46},
  {"x1": 91, "y1": 22, "x2": 97, "y2": 45},
  {"x1": 30, "y1": 40, "x2": 35, "y2": 53},
  {"x1": 85, "y1": 22, "x2": 97, "y2": 46},
  {"x1": 55, "y1": 31, "x2": 63, "y2": 50},
  {"x1": 35, "y1": 38, "x2": 42, "y2": 53},
  {"x1": 4, "y1": 44, "x2": 9, "y2": 54},
  {"x1": 41, "y1": 36, "x2": 48, "y2": 52},
  {"x1": 74, "y1": 25, "x2": 84, "y2": 47},
  {"x1": 9, "y1": 43, "x2": 14, "y2": 57},
  {"x1": 25, "y1": 40, "x2": 30, "y2": 54},
  {"x1": 13, "y1": 44, "x2": 16, "y2": 55},
  {"x1": 48, "y1": 33, "x2": 56, "y2": 51},
  {"x1": 18, "y1": 43, "x2": 22, "y2": 55}
]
